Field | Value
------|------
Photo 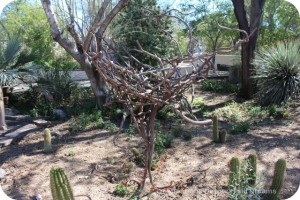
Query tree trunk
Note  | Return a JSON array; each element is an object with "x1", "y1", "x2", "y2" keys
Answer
[
  {"x1": 83, "y1": 63, "x2": 109, "y2": 108},
  {"x1": 232, "y1": 0, "x2": 266, "y2": 99},
  {"x1": 0, "y1": 87, "x2": 7, "y2": 131}
]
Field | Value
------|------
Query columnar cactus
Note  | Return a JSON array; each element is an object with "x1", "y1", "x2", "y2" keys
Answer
[
  {"x1": 247, "y1": 154, "x2": 257, "y2": 186},
  {"x1": 265, "y1": 159, "x2": 286, "y2": 200},
  {"x1": 229, "y1": 157, "x2": 240, "y2": 189},
  {"x1": 212, "y1": 115, "x2": 219, "y2": 142},
  {"x1": 50, "y1": 167, "x2": 74, "y2": 200},
  {"x1": 219, "y1": 130, "x2": 227, "y2": 143},
  {"x1": 43, "y1": 128, "x2": 52, "y2": 152}
]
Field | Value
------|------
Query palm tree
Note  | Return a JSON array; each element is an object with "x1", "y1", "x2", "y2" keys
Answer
[{"x1": 0, "y1": 39, "x2": 36, "y2": 130}]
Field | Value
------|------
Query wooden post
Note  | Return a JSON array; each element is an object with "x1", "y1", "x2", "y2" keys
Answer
[{"x1": 0, "y1": 87, "x2": 7, "y2": 130}]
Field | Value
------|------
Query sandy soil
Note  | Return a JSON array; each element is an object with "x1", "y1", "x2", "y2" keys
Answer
[{"x1": 0, "y1": 92, "x2": 299, "y2": 200}]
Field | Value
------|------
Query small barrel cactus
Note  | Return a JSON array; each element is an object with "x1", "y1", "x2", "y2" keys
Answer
[
  {"x1": 265, "y1": 159, "x2": 286, "y2": 200},
  {"x1": 247, "y1": 154, "x2": 257, "y2": 186},
  {"x1": 43, "y1": 128, "x2": 52, "y2": 152},
  {"x1": 212, "y1": 115, "x2": 219, "y2": 142},
  {"x1": 219, "y1": 130, "x2": 227, "y2": 143},
  {"x1": 50, "y1": 167, "x2": 74, "y2": 200},
  {"x1": 229, "y1": 157, "x2": 240, "y2": 190}
]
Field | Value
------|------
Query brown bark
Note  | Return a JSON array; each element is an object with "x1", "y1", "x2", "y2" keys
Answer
[
  {"x1": 41, "y1": 0, "x2": 129, "y2": 108},
  {"x1": 0, "y1": 87, "x2": 7, "y2": 131},
  {"x1": 232, "y1": 0, "x2": 266, "y2": 99}
]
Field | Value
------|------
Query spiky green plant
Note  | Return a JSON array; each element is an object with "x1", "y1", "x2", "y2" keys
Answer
[
  {"x1": 264, "y1": 159, "x2": 286, "y2": 200},
  {"x1": 212, "y1": 115, "x2": 219, "y2": 142},
  {"x1": 253, "y1": 40, "x2": 300, "y2": 105},
  {"x1": 229, "y1": 157, "x2": 240, "y2": 189},
  {"x1": 43, "y1": 128, "x2": 52, "y2": 152},
  {"x1": 247, "y1": 154, "x2": 257, "y2": 186},
  {"x1": 219, "y1": 130, "x2": 227, "y2": 143},
  {"x1": 50, "y1": 167, "x2": 74, "y2": 200},
  {"x1": 0, "y1": 39, "x2": 36, "y2": 86}
]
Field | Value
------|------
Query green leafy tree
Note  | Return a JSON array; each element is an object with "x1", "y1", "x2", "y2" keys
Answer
[
  {"x1": 258, "y1": 0, "x2": 300, "y2": 46},
  {"x1": 1, "y1": 0, "x2": 79, "y2": 69},
  {"x1": 192, "y1": 1, "x2": 238, "y2": 53},
  {"x1": 112, "y1": 0, "x2": 176, "y2": 66}
]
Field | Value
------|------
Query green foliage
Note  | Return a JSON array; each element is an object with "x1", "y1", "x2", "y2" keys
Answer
[
  {"x1": 229, "y1": 157, "x2": 240, "y2": 195},
  {"x1": 65, "y1": 150, "x2": 75, "y2": 157},
  {"x1": 50, "y1": 167, "x2": 74, "y2": 200},
  {"x1": 212, "y1": 115, "x2": 219, "y2": 142},
  {"x1": 122, "y1": 162, "x2": 136, "y2": 174},
  {"x1": 228, "y1": 157, "x2": 261, "y2": 200},
  {"x1": 104, "y1": 122, "x2": 118, "y2": 132},
  {"x1": 107, "y1": 157, "x2": 117, "y2": 165},
  {"x1": 157, "y1": 106, "x2": 173, "y2": 120},
  {"x1": 192, "y1": 2, "x2": 237, "y2": 52},
  {"x1": 214, "y1": 101, "x2": 242, "y2": 122},
  {"x1": 126, "y1": 123, "x2": 137, "y2": 136},
  {"x1": 34, "y1": 69, "x2": 79, "y2": 105},
  {"x1": 268, "y1": 104, "x2": 289, "y2": 119},
  {"x1": 265, "y1": 159, "x2": 286, "y2": 200},
  {"x1": 103, "y1": 103, "x2": 123, "y2": 120},
  {"x1": 231, "y1": 121, "x2": 251, "y2": 134},
  {"x1": 182, "y1": 133, "x2": 193, "y2": 141},
  {"x1": 43, "y1": 128, "x2": 52, "y2": 153},
  {"x1": 247, "y1": 154, "x2": 257, "y2": 186},
  {"x1": 112, "y1": 0, "x2": 176, "y2": 67},
  {"x1": 201, "y1": 80, "x2": 239, "y2": 94},
  {"x1": 151, "y1": 159, "x2": 159, "y2": 171},
  {"x1": 114, "y1": 182, "x2": 128, "y2": 197},
  {"x1": 253, "y1": 40, "x2": 300, "y2": 105},
  {"x1": 0, "y1": 39, "x2": 35, "y2": 86},
  {"x1": 68, "y1": 111, "x2": 104, "y2": 132},
  {"x1": 172, "y1": 122, "x2": 184, "y2": 138},
  {"x1": 258, "y1": 0, "x2": 300, "y2": 47},
  {"x1": 154, "y1": 131, "x2": 173, "y2": 155}
]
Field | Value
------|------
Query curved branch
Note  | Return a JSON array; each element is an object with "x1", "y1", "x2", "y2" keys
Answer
[{"x1": 168, "y1": 106, "x2": 212, "y2": 125}]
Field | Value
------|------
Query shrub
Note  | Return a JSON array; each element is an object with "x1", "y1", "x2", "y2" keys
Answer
[
  {"x1": 154, "y1": 131, "x2": 173, "y2": 155},
  {"x1": 68, "y1": 111, "x2": 104, "y2": 132},
  {"x1": 114, "y1": 182, "x2": 128, "y2": 197},
  {"x1": 201, "y1": 79, "x2": 238, "y2": 93},
  {"x1": 231, "y1": 121, "x2": 251, "y2": 134},
  {"x1": 253, "y1": 40, "x2": 300, "y2": 105}
]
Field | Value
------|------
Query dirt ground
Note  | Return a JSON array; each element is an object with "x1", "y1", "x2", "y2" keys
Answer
[{"x1": 0, "y1": 91, "x2": 299, "y2": 200}]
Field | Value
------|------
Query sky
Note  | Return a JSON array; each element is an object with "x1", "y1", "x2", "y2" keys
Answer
[{"x1": 1, "y1": 0, "x2": 300, "y2": 16}]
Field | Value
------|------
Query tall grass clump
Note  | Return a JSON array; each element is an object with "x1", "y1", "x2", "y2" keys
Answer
[{"x1": 253, "y1": 40, "x2": 300, "y2": 105}]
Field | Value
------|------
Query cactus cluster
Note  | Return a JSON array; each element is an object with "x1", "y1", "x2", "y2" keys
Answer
[
  {"x1": 43, "y1": 128, "x2": 52, "y2": 152},
  {"x1": 212, "y1": 115, "x2": 227, "y2": 143},
  {"x1": 50, "y1": 167, "x2": 74, "y2": 200},
  {"x1": 228, "y1": 155, "x2": 286, "y2": 200}
]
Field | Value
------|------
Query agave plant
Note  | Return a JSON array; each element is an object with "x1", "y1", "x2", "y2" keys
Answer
[
  {"x1": 253, "y1": 40, "x2": 300, "y2": 105},
  {"x1": 0, "y1": 39, "x2": 36, "y2": 86}
]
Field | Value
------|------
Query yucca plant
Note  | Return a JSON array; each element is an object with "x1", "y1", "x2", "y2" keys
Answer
[
  {"x1": 253, "y1": 40, "x2": 300, "y2": 105},
  {"x1": 33, "y1": 69, "x2": 79, "y2": 104}
]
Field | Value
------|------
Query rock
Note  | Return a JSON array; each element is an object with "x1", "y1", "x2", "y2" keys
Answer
[
  {"x1": 0, "y1": 168, "x2": 6, "y2": 179},
  {"x1": 5, "y1": 108, "x2": 19, "y2": 116},
  {"x1": 32, "y1": 194, "x2": 42, "y2": 200},
  {"x1": 33, "y1": 119, "x2": 49, "y2": 126},
  {"x1": 53, "y1": 109, "x2": 67, "y2": 119}
]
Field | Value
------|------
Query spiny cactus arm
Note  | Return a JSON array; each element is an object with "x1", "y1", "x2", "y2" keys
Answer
[
  {"x1": 50, "y1": 168, "x2": 74, "y2": 200},
  {"x1": 219, "y1": 129, "x2": 227, "y2": 143},
  {"x1": 212, "y1": 115, "x2": 219, "y2": 142},
  {"x1": 269, "y1": 159, "x2": 286, "y2": 198},
  {"x1": 229, "y1": 157, "x2": 240, "y2": 188},
  {"x1": 247, "y1": 154, "x2": 257, "y2": 186}
]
